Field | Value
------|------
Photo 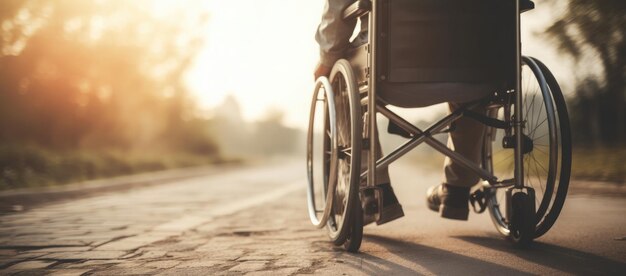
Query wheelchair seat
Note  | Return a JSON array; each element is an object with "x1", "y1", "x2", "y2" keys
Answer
[{"x1": 378, "y1": 81, "x2": 499, "y2": 108}]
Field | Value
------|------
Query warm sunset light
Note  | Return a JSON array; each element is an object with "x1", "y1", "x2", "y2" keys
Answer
[
  {"x1": 185, "y1": 1, "x2": 323, "y2": 128},
  {"x1": 1, "y1": 0, "x2": 624, "y2": 274},
  {"x1": 183, "y1": 1, "x2": 574, "y2": 128},
  {"x1": 145, "y1": 1, "x2": 575, "y2": 128}
]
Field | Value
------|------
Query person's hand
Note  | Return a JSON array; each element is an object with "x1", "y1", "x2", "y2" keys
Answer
[{"x1": 314, "y1": 63, "x2": 332, "y2": 80}]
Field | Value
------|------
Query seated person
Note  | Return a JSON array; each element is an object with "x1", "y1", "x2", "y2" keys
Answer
[{"x1": 314, "y1": 0, "x2": 489, "y2": 223}]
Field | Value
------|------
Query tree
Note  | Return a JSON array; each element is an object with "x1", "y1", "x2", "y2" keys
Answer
[
  {"x1": 0, "y1": 0, "x2": 216, "y2": 153},
  {"x1": 544, "y1": 0, "x2": 626, "y2": 146},
  {"x1": 252, "y1": 109, "x2": 300, "y2": 155}
]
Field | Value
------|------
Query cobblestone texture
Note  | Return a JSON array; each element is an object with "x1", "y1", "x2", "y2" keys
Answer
[
  {"x1": 1, "y1": 160, "x2": 625, "y2": 275},
  {"x1": 0, "y1": 162, "x2": 335, "y2": 275}
]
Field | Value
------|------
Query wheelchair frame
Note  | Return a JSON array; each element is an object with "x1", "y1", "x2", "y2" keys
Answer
[
  {"x1": 360, "y1": 0, "x2": 525, "y2": 193},
  {"x1": 308, "y1": 0, "x2": 571, "y2": 252}
]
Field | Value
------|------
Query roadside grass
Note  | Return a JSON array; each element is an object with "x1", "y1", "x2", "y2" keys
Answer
[
  {"x1": 0, "y1": 145, "x2": 229, "y2": 191},
  {"x1": 571, "y1": 147, "x2": 625, "y2": 184},
  {"x1": 2, "y1": 143, "x2": 621, "y2": 191},
  {"x1": 406, "y1": 146, "x2": 625, "y2": 184}
]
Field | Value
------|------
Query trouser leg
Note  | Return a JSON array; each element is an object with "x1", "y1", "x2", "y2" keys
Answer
[
  {"x1": 443, "y1": 102, "x2": 488, "y2": 188},
  {"x1": 360, "y1": 123, "x2": 391, "y2": 185},
  {"x1": 359, "y1": 118, "x2": 403, "y2": 225}
]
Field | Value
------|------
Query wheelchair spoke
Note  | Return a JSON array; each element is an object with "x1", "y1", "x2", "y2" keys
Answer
[
  {"x1": 531, "y1": 154, "x2": 549, "y2": 174},
  {"x1": 530, "y1": 162, "x2": 542, "y2": 205},
  {"x1": 532, "y1": 108, "x2": 548, "y2": 137},
  {"x1": 529, "y1": 154, "x2": 542, "y2": 181},
  {"x1": 532, "y1": 158, "x2": 544, "y2": 207},
  {"x1": 526, "y1": 93, "x2": 537, "y2": 119},
  {"x1": 528, "y1": 99, "x2": 536, "y2": 133},
  {"x1": 533, "y1": 146, "x2": 548, "y2": 156},
  {"x1": 530, "y1": 117, "x2": 548, "y2": 137},
  {"x1": 533, "y1": 156, "x2": 546, "y2": 192},
  {"x1": 495, "y1": 152, "x2": 514, "y2": 165},
  {"x1": 533, "y1": 133, "x2": 548, "y2": 141},
  {"x1": 525, "y1": 93, "x2": 537, "y2": 121},
  {"x1": 525, "y1": 155, "x2": 531, "y2": 184}
]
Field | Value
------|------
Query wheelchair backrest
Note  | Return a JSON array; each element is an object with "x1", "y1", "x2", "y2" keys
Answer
[{"x1": 377, "y1": 0, "x2": 516, "y2": 85}]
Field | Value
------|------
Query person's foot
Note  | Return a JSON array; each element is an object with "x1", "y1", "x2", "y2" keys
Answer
[
  {"x1": 363, "y1": 183, "x2": 404, "y2": 225},
  {"x1": 426, "y1": 183, "x2": 470, "y2": 220}
]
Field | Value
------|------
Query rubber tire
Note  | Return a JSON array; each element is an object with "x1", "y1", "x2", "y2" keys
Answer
[
  {"x1": 343, "y1": 198, "x2": 364, "y2": 253},
  {"x1": 484, "y1": 56, "x2": 571, "y2": 239},
  {"x1": 531, "y1": 58, "x2": 572, "y2": 238},
  {"x1": 325, "y1": 59, "x2": 362, "y2": 246}
]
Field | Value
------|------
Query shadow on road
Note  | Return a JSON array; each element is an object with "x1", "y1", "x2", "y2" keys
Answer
[
  {"x1": 455, "y1": 235, "x2": 626, "y2": 275},
  {"x1": 358, "y1": 234, "x2": 533, "y2": 275}
]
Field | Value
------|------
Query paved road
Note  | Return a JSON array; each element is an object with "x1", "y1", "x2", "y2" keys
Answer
[{"x1": 0, "y1": 159, "x2": 624, "y2": 275}]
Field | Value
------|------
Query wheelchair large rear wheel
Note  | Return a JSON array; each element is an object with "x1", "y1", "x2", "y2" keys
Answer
[
  {"x1": 327, "y1": 60, "x2": 363, "y2": 246},
  {"x1": 306, "y1": 60, "x2": 362, "y2": 246},
  {"x1": 483, "y1": 56, "x2": 572, "y2": 240}
]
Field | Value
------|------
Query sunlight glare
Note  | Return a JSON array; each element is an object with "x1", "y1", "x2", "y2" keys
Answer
[
  {"x1": 184, "y1": 0, "x2": 570, "y2": 129},
  {"x1": 185, "y1": 1, "x2": 322, "y2": 127}
]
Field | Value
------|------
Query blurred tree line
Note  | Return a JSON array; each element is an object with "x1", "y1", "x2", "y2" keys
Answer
[
  {"x1": 545, "y1": 0, "x2": 626, "y2": 147},
  {"x1": 212, "y1": 96, "x2": 302, "y2": 158},
  {"x1": 0, "y1": 0, "x2": 216, "y2": 153},
  {"x1": 0, "y1": 0, "x2": 221, "y2": 188}
]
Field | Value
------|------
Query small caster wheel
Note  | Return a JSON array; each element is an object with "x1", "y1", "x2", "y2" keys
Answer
[{"x1": 508, "y1": 191, "x2": 535, "y2": 248}]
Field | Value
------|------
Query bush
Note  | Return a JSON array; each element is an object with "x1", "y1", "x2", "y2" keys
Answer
[{"x1": 0, "y1": 144, "x2": 222, "y2": 190}]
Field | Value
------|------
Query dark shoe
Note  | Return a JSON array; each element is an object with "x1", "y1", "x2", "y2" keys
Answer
[
  {"x1": 426, "y1": 183, "x2": 470, "y2": 220},
  {"x1": 363, "y1": 183, "x2": 404, "y2": 225}
]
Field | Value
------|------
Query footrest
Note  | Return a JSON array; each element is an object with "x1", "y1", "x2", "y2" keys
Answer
[{"x1": 469, "y1": 189, "x2": 488, "y2": 213}]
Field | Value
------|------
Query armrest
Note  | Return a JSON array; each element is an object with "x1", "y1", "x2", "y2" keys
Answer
[{"x1": 343, "y1": 0, "x2": 371, "y2": 20}]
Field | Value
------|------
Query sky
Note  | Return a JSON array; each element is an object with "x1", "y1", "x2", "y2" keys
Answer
[
  {"x1": 183, "y1": 0, "x2": 576, "y2": 129},
  {"x1": 183, "y1": 1, "x2": 323, "y2": 128}
]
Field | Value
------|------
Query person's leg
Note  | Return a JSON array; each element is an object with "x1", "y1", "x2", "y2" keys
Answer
[
  {"x1": 443, "y1": 102, "x2": 487, "y2": 188},
  {"x1": 427, "y1": 102, "x2": 487, "y2": 220},
  {"x1": 361, "y1": 120, "x2": 404, "y2": 225}
]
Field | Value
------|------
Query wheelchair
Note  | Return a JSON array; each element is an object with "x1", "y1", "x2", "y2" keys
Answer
[{"x1": 306, "y1": 0, "x2": 571, "y2": 252}]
